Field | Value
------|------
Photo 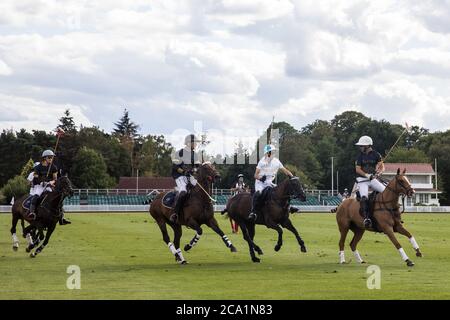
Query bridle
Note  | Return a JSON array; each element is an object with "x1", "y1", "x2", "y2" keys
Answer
[{"x1": 377, "y1": 175, "x2": 414, "y2": 214}]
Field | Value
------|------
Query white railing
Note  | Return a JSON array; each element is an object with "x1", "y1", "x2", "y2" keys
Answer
[{"x1": 2, "y1": 205, "x2": 450, "y2": 214}]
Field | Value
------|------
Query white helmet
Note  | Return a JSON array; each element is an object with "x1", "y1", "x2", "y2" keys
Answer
[
  {"x1": 42, "y1": 150, "x2": 55, "y2": 158},
  {"x1": 355, "y1": 136, "x2": 373, "y2": 146}
]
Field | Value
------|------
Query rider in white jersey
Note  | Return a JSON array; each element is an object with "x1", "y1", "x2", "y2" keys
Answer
[{"x1": 248, "y1": 144, "x2": 294, "y2": 221}]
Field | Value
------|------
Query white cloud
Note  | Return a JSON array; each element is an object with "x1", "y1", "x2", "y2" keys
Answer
[
  {"x1": 1, "y1": 0, "x2": 450, "y2": 145},
  {"x1": 0, "y1": 93, "x2": 93, "y2": 132}
]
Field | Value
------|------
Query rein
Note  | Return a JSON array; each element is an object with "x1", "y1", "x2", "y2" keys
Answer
[{"x1": 373, "y1": 176, "x2": 412, "y2": 215}]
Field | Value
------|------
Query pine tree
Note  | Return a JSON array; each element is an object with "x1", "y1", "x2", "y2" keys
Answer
[
  {"x1": 113, "y1": 109, "x2": 141, "y2": 177},
  {"x1": 113, "y1": 109, "x2": 139, "y2": 139},
  {"x1": 58, "y1": 109, "x2": 77, "y2": 133}
]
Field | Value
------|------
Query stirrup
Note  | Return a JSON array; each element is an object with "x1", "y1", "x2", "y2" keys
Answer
[
  {"x1": 364, "y1": 218, "x2": 372, "y2": 228},
  {"x1": 28, "y1": 212, "x2": 36, "y2": 220},
  {"x1": 170, "y1": 213, "x2": 178, "y2": 223},
  {"x1": 248, "y1": 212, "x2": 257, "y2": 221}
]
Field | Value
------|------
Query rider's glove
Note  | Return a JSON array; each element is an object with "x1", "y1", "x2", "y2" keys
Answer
[
  {"x1": 260, "y1": 175, "x2": 267, "y2": 183},
  {"x1": 365, "y1": 173, "x2": 374, "y2": 180}
]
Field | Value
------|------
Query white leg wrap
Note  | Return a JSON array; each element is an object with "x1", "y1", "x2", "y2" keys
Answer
[
  {"x1": 398, "y1": 248, "x2": 409, "y2": 261},
  {"x1": 26, "y1": 234, "x2": 33, "y2": 246},
  {"x1": 176, "y1": 249, "x2": 186, "y2": 262},
  {"x1": 409, "y1": 237, "x2": 419, "y2": 250},
  {"x1": 353, "y1": 250, "x2": 364, "y2": 263},
  {"x1": 222, "y1": 235, "x2": 232, "y2": 247},
  {"x1": 12, "y1": 233, "x2": 19, "y2": 243},
  {"x1": 191, "y1": 233, "x2": 201, "y2": 247},
  {"x1": 168, "y1": 242, "x2": 177, "y2": 255},
  {"x1": 339, "y1": 251, "x2": 346, "y2": 264}
]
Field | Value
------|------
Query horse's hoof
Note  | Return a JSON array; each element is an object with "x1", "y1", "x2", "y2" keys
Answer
[
  {"x1": 30, "y1": 253, "x2": 36, "y2": 258},
  {"x1": 274, "y1": 245, "x2": 282, "y2": 252},
  {"x1": 340, "y1": 261, "x2": 346, "y2": 265},
  {"x1": 13, "y1": 246, "x2": 18, "y2": 252},
  {"x1": 252, "y1": 257, "x2": 261, "y2": 263},
  {"x1": 256, "y1": 248, "x2": 264, "y2": 255},
  {"x1": 26, "y1": 247, "x2": 31, "y2": 253},
  {"x1": 180, "y1": 260, "x2": 188, "y2": 265},
  {"x1": 184, "y1": 245, "x2": 191, "y2": 252},
  {"x1": 230, "y1": 245, "x2": 237, "y2": 253},
  {"x1": 416, "y1": 251, "x2": 423, "y2": 258},
  {"x1": 300, "y1": 246, "x2": 307, "y2": 253},
  {"x1": 406, "y1": 259, "x2": 415, "y2": 267}
]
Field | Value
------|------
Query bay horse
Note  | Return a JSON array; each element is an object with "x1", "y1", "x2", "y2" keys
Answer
[
  {"x1": 11, "y1": 176, "x2": 74, "y2": 257},
  {"x1": 150, "y1": 162, "x2": 237, "y2": 264},
  {"x1": 222, "y1": 177, "x2": 307, "y2": 263},
  {"x1": 336, "y1": 169, "x2": 422, "y2": 267}
]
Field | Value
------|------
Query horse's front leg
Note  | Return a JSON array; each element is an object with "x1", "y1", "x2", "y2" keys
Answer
[
  {"x1": 266, "y1": 220, "x2": 283, "y2": 252},
  {"x1": 281, "y1": 218, "x2": 307, "y2": 253},
  {"x1": 206, "y1": 218, "x2": 237, "y2": 253},
  {"x1": 395, "y1": 223, "x2": 422, "y2": 258},
  {"x1": 184, "y1": 220, "x2": 203, "y2": 252},
  {"x1": 31, "y1": 222, "x2": 56, "y2": 258}
]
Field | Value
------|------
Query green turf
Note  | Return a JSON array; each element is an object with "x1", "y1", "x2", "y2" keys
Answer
[{"x1": 0, "y1": 212, "x2": 449, "y2": 300}]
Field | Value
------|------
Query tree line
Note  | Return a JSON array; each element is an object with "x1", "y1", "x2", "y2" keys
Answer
[{"x1": 1, "y1": 109, "x2": 449, "y2": 205}]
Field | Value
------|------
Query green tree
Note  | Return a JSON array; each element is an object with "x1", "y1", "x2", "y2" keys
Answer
[
  {"x1": 139, "y1": 135, "x2": 174, "y2": 177},
  {"x1": 20, "y1": 159, "x2": 35, "y2": 178},
  {"x1": 71, "y1": 147, "x2": 116, "y2": 189},
  {"x1": 113, "y1": 109, "x2": 140, "y2": 176},
  {"x1": 58, "y1": 109, "x2": 77, "y2": 133},
  {"x1": 1, "y1": 175, "x2": 29, "y2": 204},
  {"x1": 387, "y1": 147, "x2": 430, "y2": 163}
]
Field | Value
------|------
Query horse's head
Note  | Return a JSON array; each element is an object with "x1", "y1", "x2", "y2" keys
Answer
[
  {"x1": 393, "y1": 168, "x2": 415, "y2": 198},
  {"x1": 55, "y1": 175, "x2": 74, "y2": 198},
  {"x1": 196, "y1": 162, "x2": 221, "y2": 183},
  {"x1": 287, "y1": 177, "x2": 307, "y2": 202}
]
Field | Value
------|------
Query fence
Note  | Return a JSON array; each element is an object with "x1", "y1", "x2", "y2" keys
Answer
[{"x1": 2, "y1": 205, "x2": 450, "y2": 214}]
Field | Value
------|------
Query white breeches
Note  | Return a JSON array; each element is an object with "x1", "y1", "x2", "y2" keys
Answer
[
  {"x1": 356, "y1": 177, "x2": 386, "y2": 198},
  {"x1": 175, "y1": 176, "x2": 198, "y2": 193},
  {"x1": 30, "y1": 184, "x2": 52, "y2": 197}
]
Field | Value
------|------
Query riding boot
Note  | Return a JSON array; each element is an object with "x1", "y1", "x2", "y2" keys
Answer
[
  {"x1": 360, "y1": 196, "x2": 372, "y2": 228},
  {"x1": 28, "y1": 195, "x2": 39, "y2": 220},
  {"x1": 248, "y1": 191, "x2": 261, "y2": 221},
  {"x1": 171, "y1": 191, "x2": 187, "y2": 223}
]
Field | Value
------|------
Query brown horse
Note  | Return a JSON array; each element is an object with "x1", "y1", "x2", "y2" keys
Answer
[
  {"x1": 150, "y1": 162, "x2": 237, "y2": 264},
  {"x1": 223, "y1": 177, "x2": 307, "y2": 263},
  {"x1": 336, "y1": 169, "x2": 422, "y2": 267},
  {"x1": 11, "y1": 176, "x2": 74, "y2": 257}
]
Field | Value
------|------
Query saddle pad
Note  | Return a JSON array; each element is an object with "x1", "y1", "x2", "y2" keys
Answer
[
  {"x1": 162, "y1": 191, "x2": 177, "y2": 208},
  {"x1": 22, "y1": 195, "x2": 33, "y2": 211}
]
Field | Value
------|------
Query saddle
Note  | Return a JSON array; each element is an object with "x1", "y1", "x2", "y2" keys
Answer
[
  {"x1": 22, "y1": 194, "x2": 46, "y2": 214},
  {"x1": 22, "y1": 195, "x2": 34, "y2": 211},
  {"x1": 162, "y1": 190, "x2": 191, "y2": 209},
  {"x1": 162, "y1": 191, "x2": 177, "y2": 209}
]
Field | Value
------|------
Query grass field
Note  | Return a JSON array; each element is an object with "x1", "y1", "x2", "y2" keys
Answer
[{"x1": 1, "y1": 212, "x2": 450, "y2": 300}]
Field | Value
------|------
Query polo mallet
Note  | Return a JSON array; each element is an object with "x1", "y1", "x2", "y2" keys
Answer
[
  {"x1": 382, "y1": 122, "x2": 411, "y2": 163},
  {"x1": 46, "y1": 127, "x2": 65, "y2": 179}
]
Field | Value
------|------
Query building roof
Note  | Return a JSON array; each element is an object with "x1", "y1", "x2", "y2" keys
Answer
[
  {"x1": 117, "y1": 177, "x2": 175, "y2": 190},
  {"x1": 384, "y1": 163, "x2": 435, "y2": 174}
]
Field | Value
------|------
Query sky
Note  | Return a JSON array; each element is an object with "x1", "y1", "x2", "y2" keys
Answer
[{"x1": 1, "y1": 0, "x2": 450, "y2": 153}]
